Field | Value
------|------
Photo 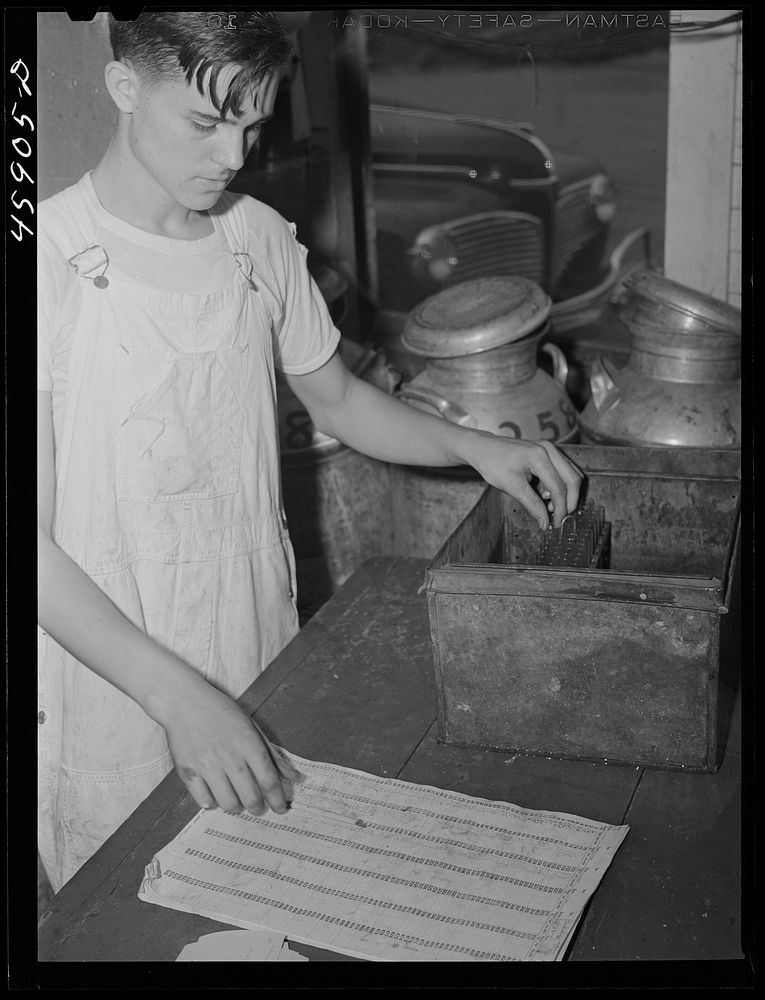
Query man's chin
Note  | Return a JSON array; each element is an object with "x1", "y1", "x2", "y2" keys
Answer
[{"x1": 184, "y1": 189, "x2": 226, "y2": 213}]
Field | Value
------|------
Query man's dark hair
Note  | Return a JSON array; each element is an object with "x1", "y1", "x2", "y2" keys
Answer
[{"x1": 107, "y1": 11, "x2": 292, "y2": 117}]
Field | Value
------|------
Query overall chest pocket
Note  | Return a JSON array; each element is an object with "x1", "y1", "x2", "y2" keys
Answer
[{"x1": 117, "y1": 346, "x2": 246, "y2": 502}]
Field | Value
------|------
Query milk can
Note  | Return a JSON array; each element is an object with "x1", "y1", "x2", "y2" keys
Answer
[
  {"x1": 580, "y1": 270, "x2": 741, "y2": 449},
  {"x1": 391, "y1": 276, "x2": 579, "y2": 558},
  {"x1": 398, "y1": 276, "x2": 578, "y2": 441}
]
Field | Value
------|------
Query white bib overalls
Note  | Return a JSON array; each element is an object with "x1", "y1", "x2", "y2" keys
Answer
[{"x1": 38, "y1": 180, "x2": 300, "y2": 892}]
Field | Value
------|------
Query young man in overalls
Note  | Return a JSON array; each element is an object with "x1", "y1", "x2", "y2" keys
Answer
[{"x1": 37, "y1": 11, "x2": 582, "y2": 893}]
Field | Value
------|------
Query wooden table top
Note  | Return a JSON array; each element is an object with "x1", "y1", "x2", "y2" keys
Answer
[{"x1": 36, "y1": 557, "x2": 749, "y2": 981}]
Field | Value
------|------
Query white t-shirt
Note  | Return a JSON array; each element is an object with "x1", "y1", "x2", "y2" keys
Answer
[{"x1": 37, "y1": 172, "x2": 341, "y2": 406}]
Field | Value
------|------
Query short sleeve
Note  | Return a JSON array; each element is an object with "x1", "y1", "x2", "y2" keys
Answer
[
  {"x1": 37, "y1": 229, "x2": 65, "y2": 391},
  {"x1": 244, "y1": 203, "x2": 341, "y2": 375},
  {"x1": 37, "y1": 203, "x2": 82, "y2": 395}
]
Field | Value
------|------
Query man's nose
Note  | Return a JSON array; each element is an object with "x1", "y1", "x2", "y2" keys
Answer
[{"x1": 213, "y1": 129, "x2": 247, "y2": 172}]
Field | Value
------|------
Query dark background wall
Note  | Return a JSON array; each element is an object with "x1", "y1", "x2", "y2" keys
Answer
[{"x1": 37, "y1": 11, "x2": 113, "y2": 200}]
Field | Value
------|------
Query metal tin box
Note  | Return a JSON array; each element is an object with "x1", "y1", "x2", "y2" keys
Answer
[{"x1": 423, "y1": 446, "x2": 741, "y2": 772}]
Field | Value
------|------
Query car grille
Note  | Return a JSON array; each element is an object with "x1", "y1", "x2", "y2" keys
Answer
[
  {"x1": 551, "y1": 180, "x2": 600, "y2": 282},
  {"x1": 421, "y1": 211, "x2": 545, "y2": 287}
]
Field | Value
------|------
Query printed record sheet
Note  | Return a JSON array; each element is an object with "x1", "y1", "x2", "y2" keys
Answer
[{"x1": 139, "y1": 749, "x2": 628, "y2": 961}]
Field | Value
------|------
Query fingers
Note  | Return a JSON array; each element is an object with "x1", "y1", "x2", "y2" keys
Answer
[
  {"x1": 510, "y1": 478, "x2": 551, "y2": 529},
  {"x1": 207, "y1": 768, "x2": 262, "y2": 815},
  {"x1": 465, "y1": 430, "x2": 583, "y2": 528},
  {"x1": 529, "y1": 442, "x2": 582, "y2": 527},
  {"x1": 181, "y1": 758, "x2": 285, "y2": 817},
  {"x1": 175, "y1": 717, "x2": 299, "y2": 818},
  {"x1": 250, "y1": 718, "x2": 305, "y2": 785},
  {"x1": 541, "y1": 441, "x2": 583, "y2": 516},
  {"x1": 241, "y1": 749, "x2": 293, "y2": 815},
  {"x1": 178, "y1": 767, "x2": 216, "y2": 810},
  {"x1": 246, "y1": 719, "x2": 303, "y2": 812},
  {"x1": 167, "y1": 678, "x2": 304, "y2": 819},
  {"x1": 179, "y1": 761, "x2": 255, "y2": 814},
  {"x1": 525, "y1": 448, "x2": 567, "y2": 527}
]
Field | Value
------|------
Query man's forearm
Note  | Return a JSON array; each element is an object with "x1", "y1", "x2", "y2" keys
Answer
[
  {"x1": 37, "y1": 529, "x2": 199, "y2": 728},
  {"x1": 297, "y1": 366, "x2": 582, "y2": 528},
  {"x1": 311, "y1": 375, "x2": 487, "y2": 468}
]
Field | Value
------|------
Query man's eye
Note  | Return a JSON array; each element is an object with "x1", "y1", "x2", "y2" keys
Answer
[{"x1": 191, "y1": 121, "x2": 216, "y2": 133}]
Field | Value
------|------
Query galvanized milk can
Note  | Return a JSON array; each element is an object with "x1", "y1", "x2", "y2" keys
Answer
[
  {"x1": 390, "y1": 276, "x2": 579, "y2": 559},
  {"x1": 580, "y1": 270, "x2": 741, "y2": 448},
  {"x1": 397, "y1": 276, "x2": 579, "y2": 442}
]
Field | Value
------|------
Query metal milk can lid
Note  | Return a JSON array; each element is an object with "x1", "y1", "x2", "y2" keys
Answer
[
  {"x1": 401, "y1": 276, "x2": 552, "y2": 358},
  {"x1": 624, "y1": 269, "x2": 741, "y2": 336}
]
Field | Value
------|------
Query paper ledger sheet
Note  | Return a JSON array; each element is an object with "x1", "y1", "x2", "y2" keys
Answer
[
  {"x1": 139, "y1": 749, "x2": 628, "y2": 961},
  {"x1": 175, "y1": 929, "x2": 308, "y2": 962}
]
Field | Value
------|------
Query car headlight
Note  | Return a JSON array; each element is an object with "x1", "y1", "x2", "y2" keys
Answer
[
  {"x1": 407, "y1": 226, "x2": 459, "y2": 282},
  {"x1": 589, "y1": 174, "x2": 618, "y2": 223}
]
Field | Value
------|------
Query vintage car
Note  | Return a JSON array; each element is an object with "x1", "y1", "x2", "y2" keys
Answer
[{"x1": 369, "y1": 102, "x2": 647, "y2": 332}]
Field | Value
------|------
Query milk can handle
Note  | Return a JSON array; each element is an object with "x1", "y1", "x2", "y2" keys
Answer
[
  {"x1": 540, "y1": 342, "x2": 569, "y2": 387},
  {"x1": 589, "y1": 355, "x2": 621, "y2": 413},
  {"x1": 397, "y1": 385, "x2": 478, "y2": 427}
]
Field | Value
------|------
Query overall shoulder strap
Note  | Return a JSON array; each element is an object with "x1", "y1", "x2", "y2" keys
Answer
[
  {"x1": 213, "y1": 192, "x2": 270, "y2": 298},
  {"x1": 214, "y1": 192, "x2": 250, "y2": 255}
]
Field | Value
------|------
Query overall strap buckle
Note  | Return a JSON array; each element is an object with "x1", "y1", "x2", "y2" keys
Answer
[
  {"x1": 233, "y1": 251, "x2": 259, "y2": 291},
  {"x1": 67, "y1": 245, "x2": 110, "y2": 289}
]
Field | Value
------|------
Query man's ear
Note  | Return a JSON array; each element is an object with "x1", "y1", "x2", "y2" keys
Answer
[{"x1": 103, "y1": 60, "x2": 142, "y2": 114}]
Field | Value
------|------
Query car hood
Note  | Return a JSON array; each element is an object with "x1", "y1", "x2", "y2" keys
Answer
[
  {"x1": 552, "y1": 147, "x2": 607, "y2": 186},
  {"x1": 370, "y1": 104, "x2": 602, "y2": 184}
]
